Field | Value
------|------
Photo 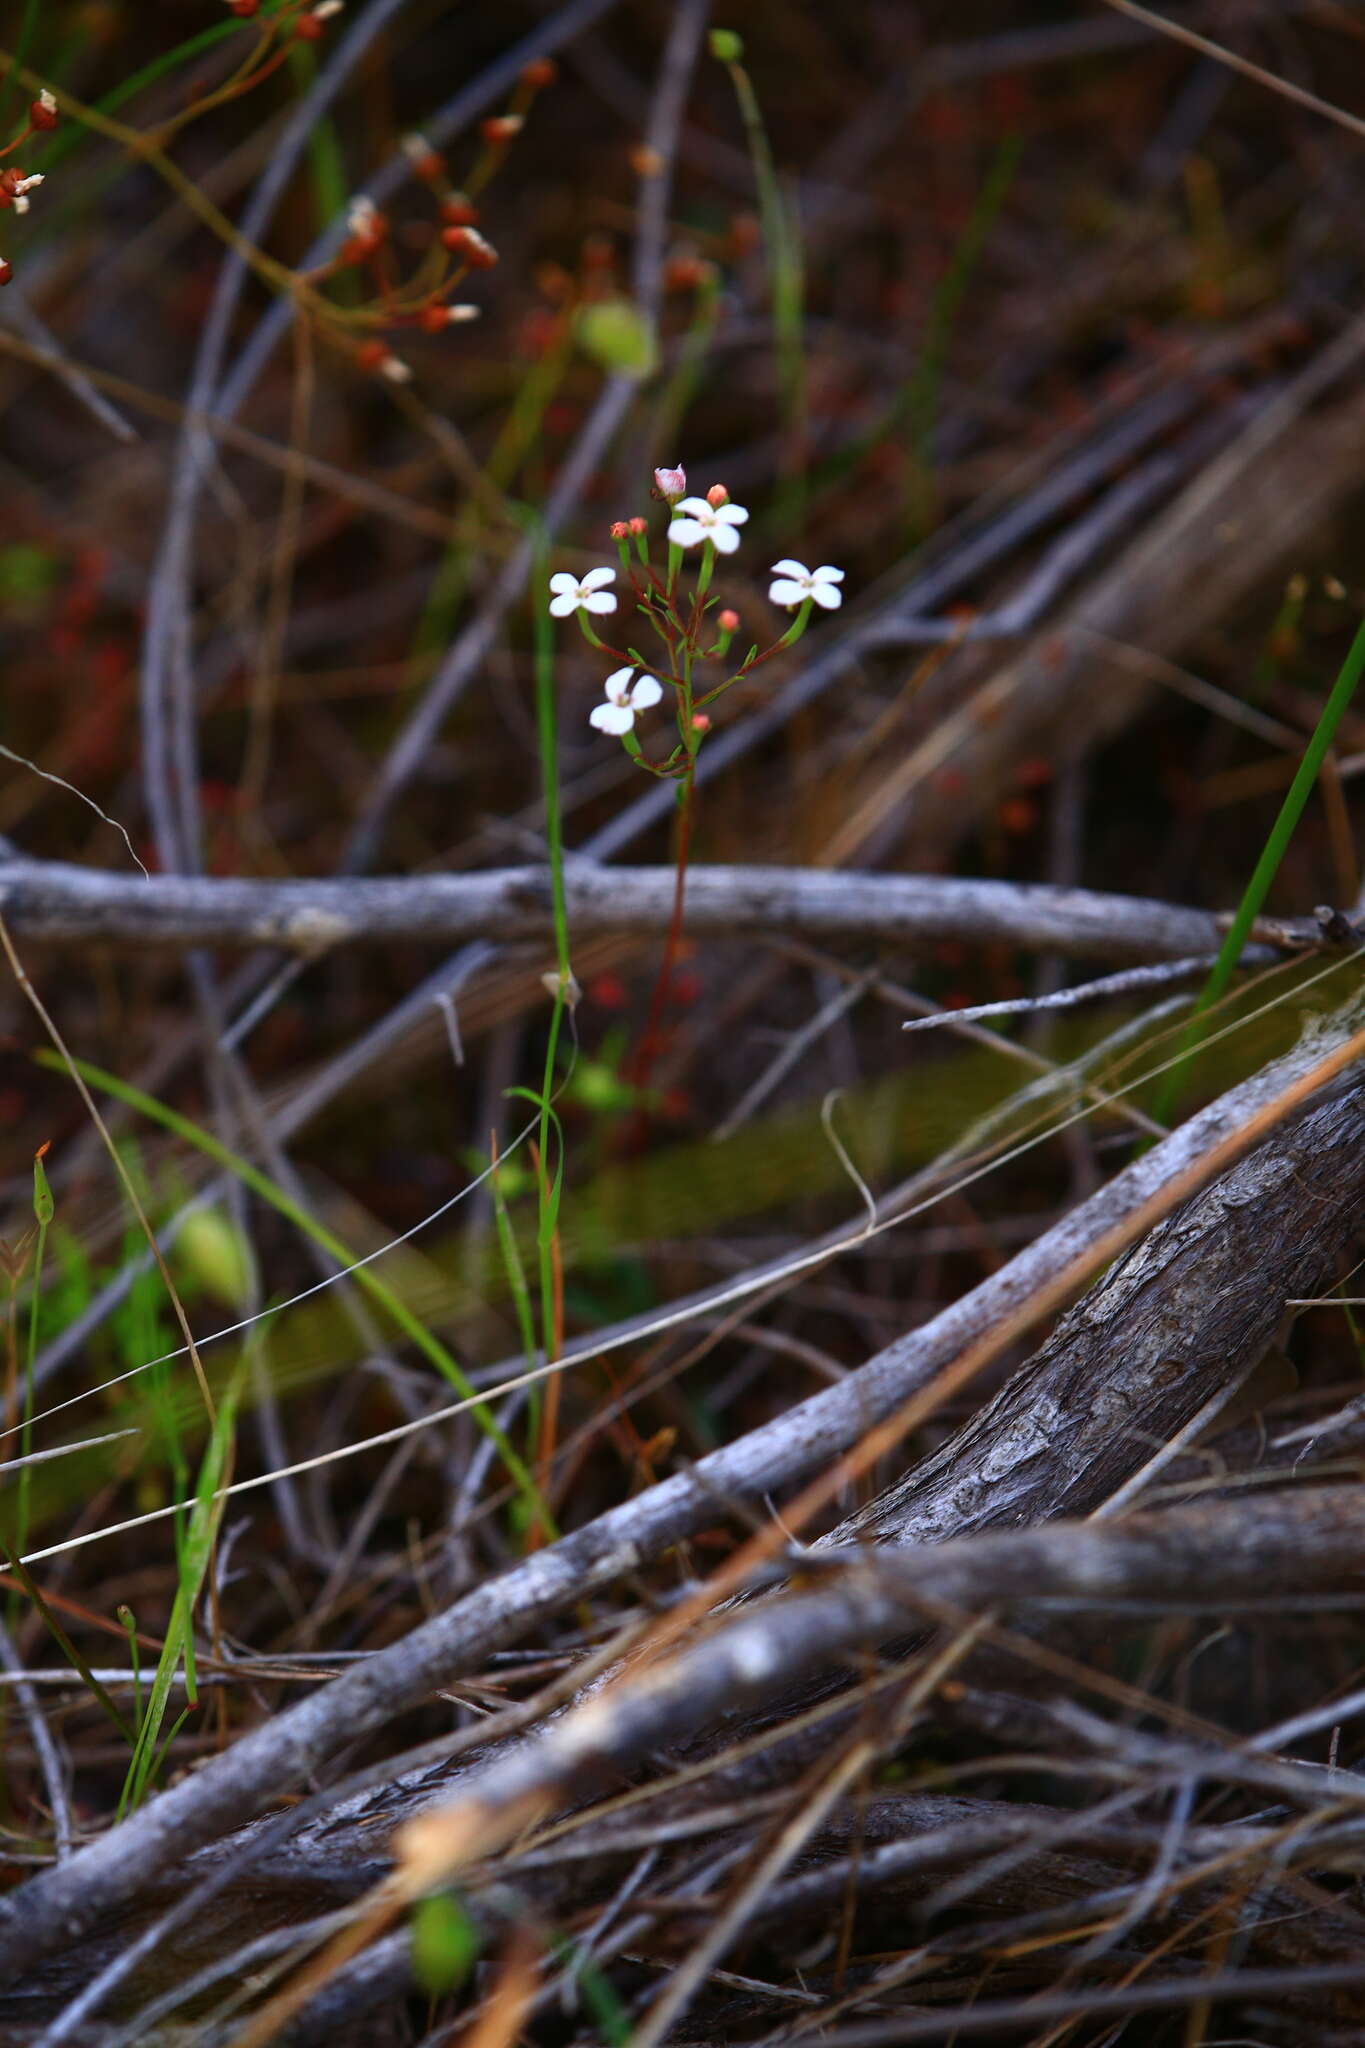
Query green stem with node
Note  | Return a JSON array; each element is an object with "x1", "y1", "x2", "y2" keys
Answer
[{"x1": 774, "y1": 596, "x2": 814, "y2": 649}]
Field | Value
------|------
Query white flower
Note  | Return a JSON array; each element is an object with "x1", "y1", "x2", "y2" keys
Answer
[
  {"x1": 654, "y1": 465, "x2": 686, "y2": 501},
  {"x1": 548, "y1": 567, "x2": 617, "y2": 618},
  {"x1": 768, "y1": 559, "x2": 844, "y2": 610},
  {"x1": 668, "y1": 496, "x2": 749, "y2": 554},
  {"x1": 589, "y1": 667, "x2": 663, "y2": 735}
]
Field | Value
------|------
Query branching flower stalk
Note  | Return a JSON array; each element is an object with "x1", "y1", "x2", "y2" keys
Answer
[
  {"x1": 0, "y1": 22, "x2": 554, "y2": 380},
  {"x1": 548, "y1": 464, "x2": 845, "y2": 1087}
]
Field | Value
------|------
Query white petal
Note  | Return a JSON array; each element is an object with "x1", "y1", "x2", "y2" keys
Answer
[
  {"x1": 767, "y1": 578, "x2": 807, "y2": 607},
  {"x1": 770, "y1": 558, "x2": 809, "y2": 579},
  {"x1": 710, "y1": 523, "x2": 742, "y2": 554},
  {"x1": 548, "y1": 572, "x2": 578, "y2": 594},
  {"x1": 812, "y1": 565, "x2": 845, "y2": 584},
  {"x1": 580, "y1": 566, "x2": 616, "y2": 592},
  {"x1": 583, "y1": 591, "x2": 618, "y2": 614},
  {"x1": 629, "y1": 675, "x2": 663, "y2": 709},
  {"x1": 673, "y1": 497, "x2": 713, "y2": 520},
  {"x1": 548, "y1": 593, "x2": 579, "y2": 616},
  {"x1": 603, "y1": 667, "x2": 636, "y2": 701},
  {"x1": 590, "y1": 702, "x2": 634, "y2": 735},
  {"x1": 717, "y1": 503, "x2": 749, "y2": 525},
  {"x1": 811, "y1": 581, "x2": 842, "y2": 609},
  {"x1": 669, "y1": 517, "x2": 707, "y2": 548}
]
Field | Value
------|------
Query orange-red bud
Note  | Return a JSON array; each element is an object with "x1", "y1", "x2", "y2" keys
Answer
[
  {"x1": 520, "y1": 58, "x2": 557, "y2": 89},
  {"x1": 718, "y1": 608, "x2": 740, "y2": 632},
  {"x1": 481, "y1": 114, "x2": 523, "y2": 146},
  {"x1": 29, "y1": 92, "x2": 58, "y2": 131},
  {"x1": 441, "y1": 223, "x2": 498, "y2": 267},
  {"x1": 705, "y1": 483, "x2": 729, "y2": 507},
  {"x1": 440, "y1": 194, "x2": 478, "y2": 227}
]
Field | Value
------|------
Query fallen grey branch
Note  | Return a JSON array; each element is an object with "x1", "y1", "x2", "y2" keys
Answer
[{"x1": 0, "y1": 856, "x2": 1301, "y2": 964}]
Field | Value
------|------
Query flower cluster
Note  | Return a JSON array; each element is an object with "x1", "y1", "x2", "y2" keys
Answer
[
  {"x1": 546, "y1": 463, "x2": 847, "y2": 761},
  {"x1": 0, "y1": 91, "x2": 58, "y2": 287},
  {"x1": 298, "y1": 60, "x2": 556, "y2": 386}
]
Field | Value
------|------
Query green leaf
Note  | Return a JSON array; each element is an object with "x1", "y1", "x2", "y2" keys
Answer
[{"x1": 575, "y1": 298, "x2": 657, "y2": 380}]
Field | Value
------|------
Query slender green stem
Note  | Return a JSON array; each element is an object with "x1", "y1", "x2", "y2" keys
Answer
[
  {"x1": 530, "y1": 536, "x2": 575, "y2": 1490},
  {"x1": 1154, "y1": 609, "x2": 1365, "y2": 1119},
  {"x1": 39, "y1": 1053, "x2": 555, "y2": 1540}
]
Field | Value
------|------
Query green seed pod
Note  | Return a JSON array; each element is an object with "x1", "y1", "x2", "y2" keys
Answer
[
  {"x1": 175, "y1": 1208, "x2": 255, "y2": 1311},
  {"x1": 32, "y1": 1150, "x2": 53, "y2": 1227},
  {"x1": 575, "y1": 297, "x2": 657, "y2": 380}
]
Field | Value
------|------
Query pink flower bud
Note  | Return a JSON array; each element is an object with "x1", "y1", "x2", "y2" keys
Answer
[
  {"x1": 628, "y1": 516, "x2": 648, "y2": 535},
  {"x1": 653, "y1": 465, "x2": 686, "y2": 502},
  {"x1": 610, "y1": 520, "x2": 629, "y2": 540},
  {"x1": 718, "y1": 608, "x2": 740, "y2": 632},
  {"x1": 690, "y1": 713, "x2": 711, "y2": 733},
  {"x1": 706, "y1": 483, "x2": 729, "y2": 507}
]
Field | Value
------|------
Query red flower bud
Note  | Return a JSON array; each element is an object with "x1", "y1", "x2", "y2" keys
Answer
[
  {"x1": 354, "y1": 339, "x2": 388, "y2": 373},
  {"x1": 0, "y1": 259, "x2": 13, "y2": 287},
  {"x1": 440, "y1": 194, "x2": 478, "y2": 227},
  {"x1": 520, "y1": 58, "x2": 557, "y2": 89},
  {"x1": 627, "y1": 516, "x2": 648, "y2": 536},
  {"x1": 717, "y1": 608, "x2": 740, "y2": 632},
  {"x1": 705, "y1": 483, "x2": 729, "y2": 507},
  {"x1": 480, "y1": 114, "x2": 523, "y2": 146},
  {"x1": 29, "y1": 91, "x2": 58, "y2": 131},
  {"x1": 441, "y1": 223, "x2": 498, "y2": 267},
  {"x1": 610, "y1": 521, "x2": 629, "y2": 540}
]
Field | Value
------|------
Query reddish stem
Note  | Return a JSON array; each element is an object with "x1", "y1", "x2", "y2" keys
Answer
[{"x1": 629, "y1": 763, "x2": 695, "y2": 1097}]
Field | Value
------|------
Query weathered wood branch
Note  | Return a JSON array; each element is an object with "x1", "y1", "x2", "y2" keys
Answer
[
  {"x1": 394, "y1": 1475, "x2": 1365, "y2": 1887},
  {"x1": 0, "y1": 852, "x2": 1304, "y2": 963}
]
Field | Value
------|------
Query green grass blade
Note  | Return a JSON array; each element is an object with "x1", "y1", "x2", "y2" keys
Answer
[{"x1": 1154, "y1": 609, "x2": 1365, "y2": 1118}]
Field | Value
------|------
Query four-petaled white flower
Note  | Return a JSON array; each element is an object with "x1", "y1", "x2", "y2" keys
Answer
[
  {"x1": 668, "y1": 496, "x2": 749, "y2": 554},
  {"x1": 548, "y1": 566, "x2": 617, "y2": 618},
  {"x1": 768, "y1": 559, "x2": 844, "y2": 610},
  {"x1": 589, "y1": 668, "x2": 663, "y2": 735}
]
